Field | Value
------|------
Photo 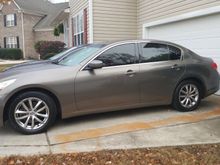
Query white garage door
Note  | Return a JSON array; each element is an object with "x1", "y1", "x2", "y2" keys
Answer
[{"x1": 145, "y1": 13, "x2": 220, "y2": 73}]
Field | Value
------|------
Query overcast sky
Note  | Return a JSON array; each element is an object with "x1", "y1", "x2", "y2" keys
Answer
[{"x1": 49, "y1": 0, "x2": 69, "y2": 3}]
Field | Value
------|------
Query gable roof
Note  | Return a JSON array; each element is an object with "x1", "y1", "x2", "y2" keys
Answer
[{"x1": 14, "y1": 0, "x2": 69, "y2": 30}]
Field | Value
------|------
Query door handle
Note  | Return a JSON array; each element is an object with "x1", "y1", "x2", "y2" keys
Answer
[
  {"x1": 171, "y1": 64, "x2": 181, "y2": 71},
  {"x1": 126, "y1": 70, "x2": 136, "y2": 77}
]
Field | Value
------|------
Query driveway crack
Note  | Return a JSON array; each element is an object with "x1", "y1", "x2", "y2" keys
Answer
[{"x1": 45, "y1": 132, "x2": 52, "y2": 154}]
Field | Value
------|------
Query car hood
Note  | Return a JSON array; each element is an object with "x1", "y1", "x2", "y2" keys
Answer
[
  {"x1": 3, "y1": 60, "x2": 50, "y2": 72},
  {"x1": 0, "y1": 61, "x2": 63, "y2": 80}
]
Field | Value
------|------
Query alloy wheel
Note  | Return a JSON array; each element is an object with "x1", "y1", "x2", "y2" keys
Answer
[
  {"x1": 179, "y1": 84, "x2": 199, "y2": 108},
  {"x1": 14, "y1": 97, "x2": 50, "y2": 130}
]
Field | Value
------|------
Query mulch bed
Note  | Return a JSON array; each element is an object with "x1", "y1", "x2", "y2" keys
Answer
[{"x1": 0, "y1": 143, "x2": 219, "y2": 165}]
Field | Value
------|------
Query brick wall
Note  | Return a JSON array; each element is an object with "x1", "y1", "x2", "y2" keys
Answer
[
  {"x1": 0, "y1": 2, "x2": 23, "y2": 52},
  {"x1": 23, "y1": 13, "x2": 42, "y2": 59},
  {"x1": 34, "y1": 30, "x2": 64, "y2": 43}
]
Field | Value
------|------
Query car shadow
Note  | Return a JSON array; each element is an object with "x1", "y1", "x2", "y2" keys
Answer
[{"x1": 53, "y1": 96, "x2": 219, "y2": 128}]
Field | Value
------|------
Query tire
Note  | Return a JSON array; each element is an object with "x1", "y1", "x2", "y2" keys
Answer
[
  {"x1": 172, "y1": 80, "x2": 202, "y2": 112},
  {"x1": 8, "y1": 91, "x2": 57, "y2": 134}
]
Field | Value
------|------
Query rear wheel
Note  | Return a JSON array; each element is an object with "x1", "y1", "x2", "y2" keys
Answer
[
  {"x1": 172, "y1": 80, "x2": 201, "y2": 112},
  {"x1": 8, "y1": 91, "x2": 57, "y2": 134}
]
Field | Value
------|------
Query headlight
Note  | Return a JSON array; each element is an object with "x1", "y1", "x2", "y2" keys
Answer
[{"x1": 0, "y1": 79, "x2": 16, "y2": 90}]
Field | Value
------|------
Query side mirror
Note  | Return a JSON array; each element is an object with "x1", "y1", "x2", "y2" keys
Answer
[{"x1": 88, "y1": 60, "x2": 103, "y2": 70}]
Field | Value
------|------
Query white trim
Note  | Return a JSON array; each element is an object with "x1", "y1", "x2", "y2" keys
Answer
[
  {"x1": 0, "y1": 4, "x2": 3, "y2": 10},
  {"x1": 34, "y1": 28, "x2": 54, "y2": 32},
  {"x1": 21, "y1": 12, "x2": 25, "y2": 59},
  {"x1": 89, "y1": 0, "x2": 93, "y2": 43},
  {"x1": 142, "y1": 5, "x2": 220, "y2": 38},
  {"x1": 13, "y1": 0, "x2": 21, "y2": 10}
]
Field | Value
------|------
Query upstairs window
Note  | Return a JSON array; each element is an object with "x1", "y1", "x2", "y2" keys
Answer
[
  {"x1": 73, "y1": 11, "x2": 84, "y2": 46},
  {"x1": 4, "y1": 14, "x2": 17, "y2": 27}
]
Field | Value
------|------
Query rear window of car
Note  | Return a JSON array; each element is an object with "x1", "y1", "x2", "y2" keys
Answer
[
  {"x1": 140, "y1": 43, "x2": 169, "y2": 63},
  {"x1": 140, "y1": 43, "x2": 182, "y2": 63},
  {"x1": 168, "y1": 45, "x2": 182, "y2": 60}
]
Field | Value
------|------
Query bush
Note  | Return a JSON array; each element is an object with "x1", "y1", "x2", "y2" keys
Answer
[
  {"x1": 53, "y1": 27, "x2": 60, "y2": 36},
  {"x1": 0, "y1": 48, "x2": 23, "y2": 60},
  {"x1": 53, "y1": 23, "x2": 64, "y2": 36},
  {"x1": 43, "y1": 53, "x2": 57, "y2": 60},
  {"x1": 34, "y1": 41, "x2": 65, "y2": 59}
]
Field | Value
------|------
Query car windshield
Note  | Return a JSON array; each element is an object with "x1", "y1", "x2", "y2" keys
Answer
[
  {"x1": 58, "y1": 44, "x2": 105, "y2": 66},
  {"x1": 49, "y1": 47, "x2": 77, "y2": 60}
]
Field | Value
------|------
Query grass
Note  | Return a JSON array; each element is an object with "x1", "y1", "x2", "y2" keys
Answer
[
  {"x1": 0, "y1": 144, "x2": 219, "y2": 165},
  {"x1": 0, "y1": 64, "x2": 14, "y2": 72}
]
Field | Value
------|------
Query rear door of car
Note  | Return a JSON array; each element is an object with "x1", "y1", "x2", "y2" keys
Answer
[
  {"x1": 138, "y1": 42, "x2": 186, "y2": 105},
  {"x1": 75, "y1": 42, "x2": 140, "y2": 112}
]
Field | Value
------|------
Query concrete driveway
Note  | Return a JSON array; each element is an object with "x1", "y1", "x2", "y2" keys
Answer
[{"x1": 0, "y1": 95, "x2": 220, "y2": 156}]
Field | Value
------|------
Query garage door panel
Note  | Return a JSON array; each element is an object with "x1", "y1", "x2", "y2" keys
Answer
[
  {"x1": 172, "y1": 38, "x2": 220, "y2": 49},
  {"x1": 149, "y1": 30, "x2": 220, "y2": 41}
]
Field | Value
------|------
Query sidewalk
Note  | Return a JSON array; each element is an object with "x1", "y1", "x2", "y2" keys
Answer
[{"x1": 0, "y1": 60, "x2": 28, "y2": 65}]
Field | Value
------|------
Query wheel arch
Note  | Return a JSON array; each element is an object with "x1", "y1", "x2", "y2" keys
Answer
[
  {"x1": 174, "y1": 76, "x2": 206, "y2": 99},
  {"x1": 3, "y1": 87, "x2": 62, "y2": 123}
]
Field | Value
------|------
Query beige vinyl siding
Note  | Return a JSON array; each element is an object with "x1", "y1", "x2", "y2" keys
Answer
[
  {"x1": 93, "y1": 0, "x2": 137, "y2": 43},
  {"x1": 137, "y1": 0, "x2": 220, "y2": 38},
  {"x1": 69, "y1": 0, "x2": 89, "y2": 45}
]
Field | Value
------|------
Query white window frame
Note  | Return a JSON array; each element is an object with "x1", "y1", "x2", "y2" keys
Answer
[
  {"x1": 6, "y1": 37, "x2": 17, "y2": 48},
  {"x1": 73, "y1": 11, "x2": 84, "y2": 46},
  {"x1": 6, "y1": 14, "x2": 15, "y2": 27}
]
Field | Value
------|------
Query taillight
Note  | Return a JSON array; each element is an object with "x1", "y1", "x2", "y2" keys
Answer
[{"x1": 211, "y1": 62, "x2": 218, "y2": 70}]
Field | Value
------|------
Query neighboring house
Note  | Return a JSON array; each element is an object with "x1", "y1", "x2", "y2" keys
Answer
[
  {"x1": 69, "y1": 0, "x2": 220, "y2": 71},
  {"x1": 0, "y1": 0, "x2": 69, "y2": 59}
]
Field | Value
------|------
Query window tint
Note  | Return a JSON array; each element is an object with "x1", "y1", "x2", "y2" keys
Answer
[
  {"x1": 168, "y1": 45, "x2": 182, "y2": 60},
  {"x1": 95, "y1": 44, "x2": 136, "y2": 67},
  {"x1": 140, "y1": 43, "x2": 169, "y2": 63}
]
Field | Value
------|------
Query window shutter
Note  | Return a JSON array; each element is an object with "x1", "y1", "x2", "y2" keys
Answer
[
  {"x1": 71, "y1": 18, "x2": 75, "y2": 46},
  {"x1": 4, "y1": 15, "x2": 6, "y2": 27},
  {"x1": 14, "y1": 14, "x2": 17, "y2": 26},
  {"x1": 83, "y1": 8, "x2": 88, "y2": 44},
  {"x1": 4, "y1": 37, "x2": 6, "y2": 48},
  {"x1": 16, "y1": 36, "x2": 19, "y2": 48}
]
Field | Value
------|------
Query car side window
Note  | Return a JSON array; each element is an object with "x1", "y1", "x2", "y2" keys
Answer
[
  {"x1": 168, "y1": 45, "x2": 182, "y2": 60},
  {"x1": 95, "y1": 44, "x2": 136, "y2": 67},
  {"x1": 140, "y1": 43, "x2": 169, "y2": 63}
]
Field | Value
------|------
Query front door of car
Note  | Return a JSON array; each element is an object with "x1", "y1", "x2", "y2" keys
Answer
[
  {"x1": 75, "y1": 43, "x2": 140, "y2": 111},
  {"x1": 138, "y1": 42, "x2": 185, "y2": 105}
]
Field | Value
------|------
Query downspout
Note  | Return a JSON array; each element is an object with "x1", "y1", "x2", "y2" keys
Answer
[
  {"x1": 21, "y1": 11, "x2": 26, "y2": 59},
  {"x1": 88, "y1": 0, "x2": 93, "y2": 43}
]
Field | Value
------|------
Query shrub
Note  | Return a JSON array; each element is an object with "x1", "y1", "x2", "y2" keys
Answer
[
  {"x1": 0, "y1": 48, "x2": 23, "y2": 60},
  {"x1": 34, "y1": 41, "x2": 65, "y2": 59},
  {"x1": 58, "y1": 23, "x2": 64, "y2": 34},
  {"x1": 53, "y1": 23, "x2": 64, "y2": 36},
  {"x1": 43, "y1": 53, "x2": 57, "y2": 60},
  {"x1": 53, "y1": 27, "x2": 60, "y2": 36}
]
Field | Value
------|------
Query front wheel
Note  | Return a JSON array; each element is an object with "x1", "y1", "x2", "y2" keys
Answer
[
  {"x1": 172, "y1": 80, "x2": 202, "y2": 112},
  {"x1": 8, "y1": 91, "x2": 57, "y2": 134}
]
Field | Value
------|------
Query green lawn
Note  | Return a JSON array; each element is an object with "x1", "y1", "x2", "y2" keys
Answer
[{"x1": 0, "y1": 64, "x2": 14, "y2": 72}]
